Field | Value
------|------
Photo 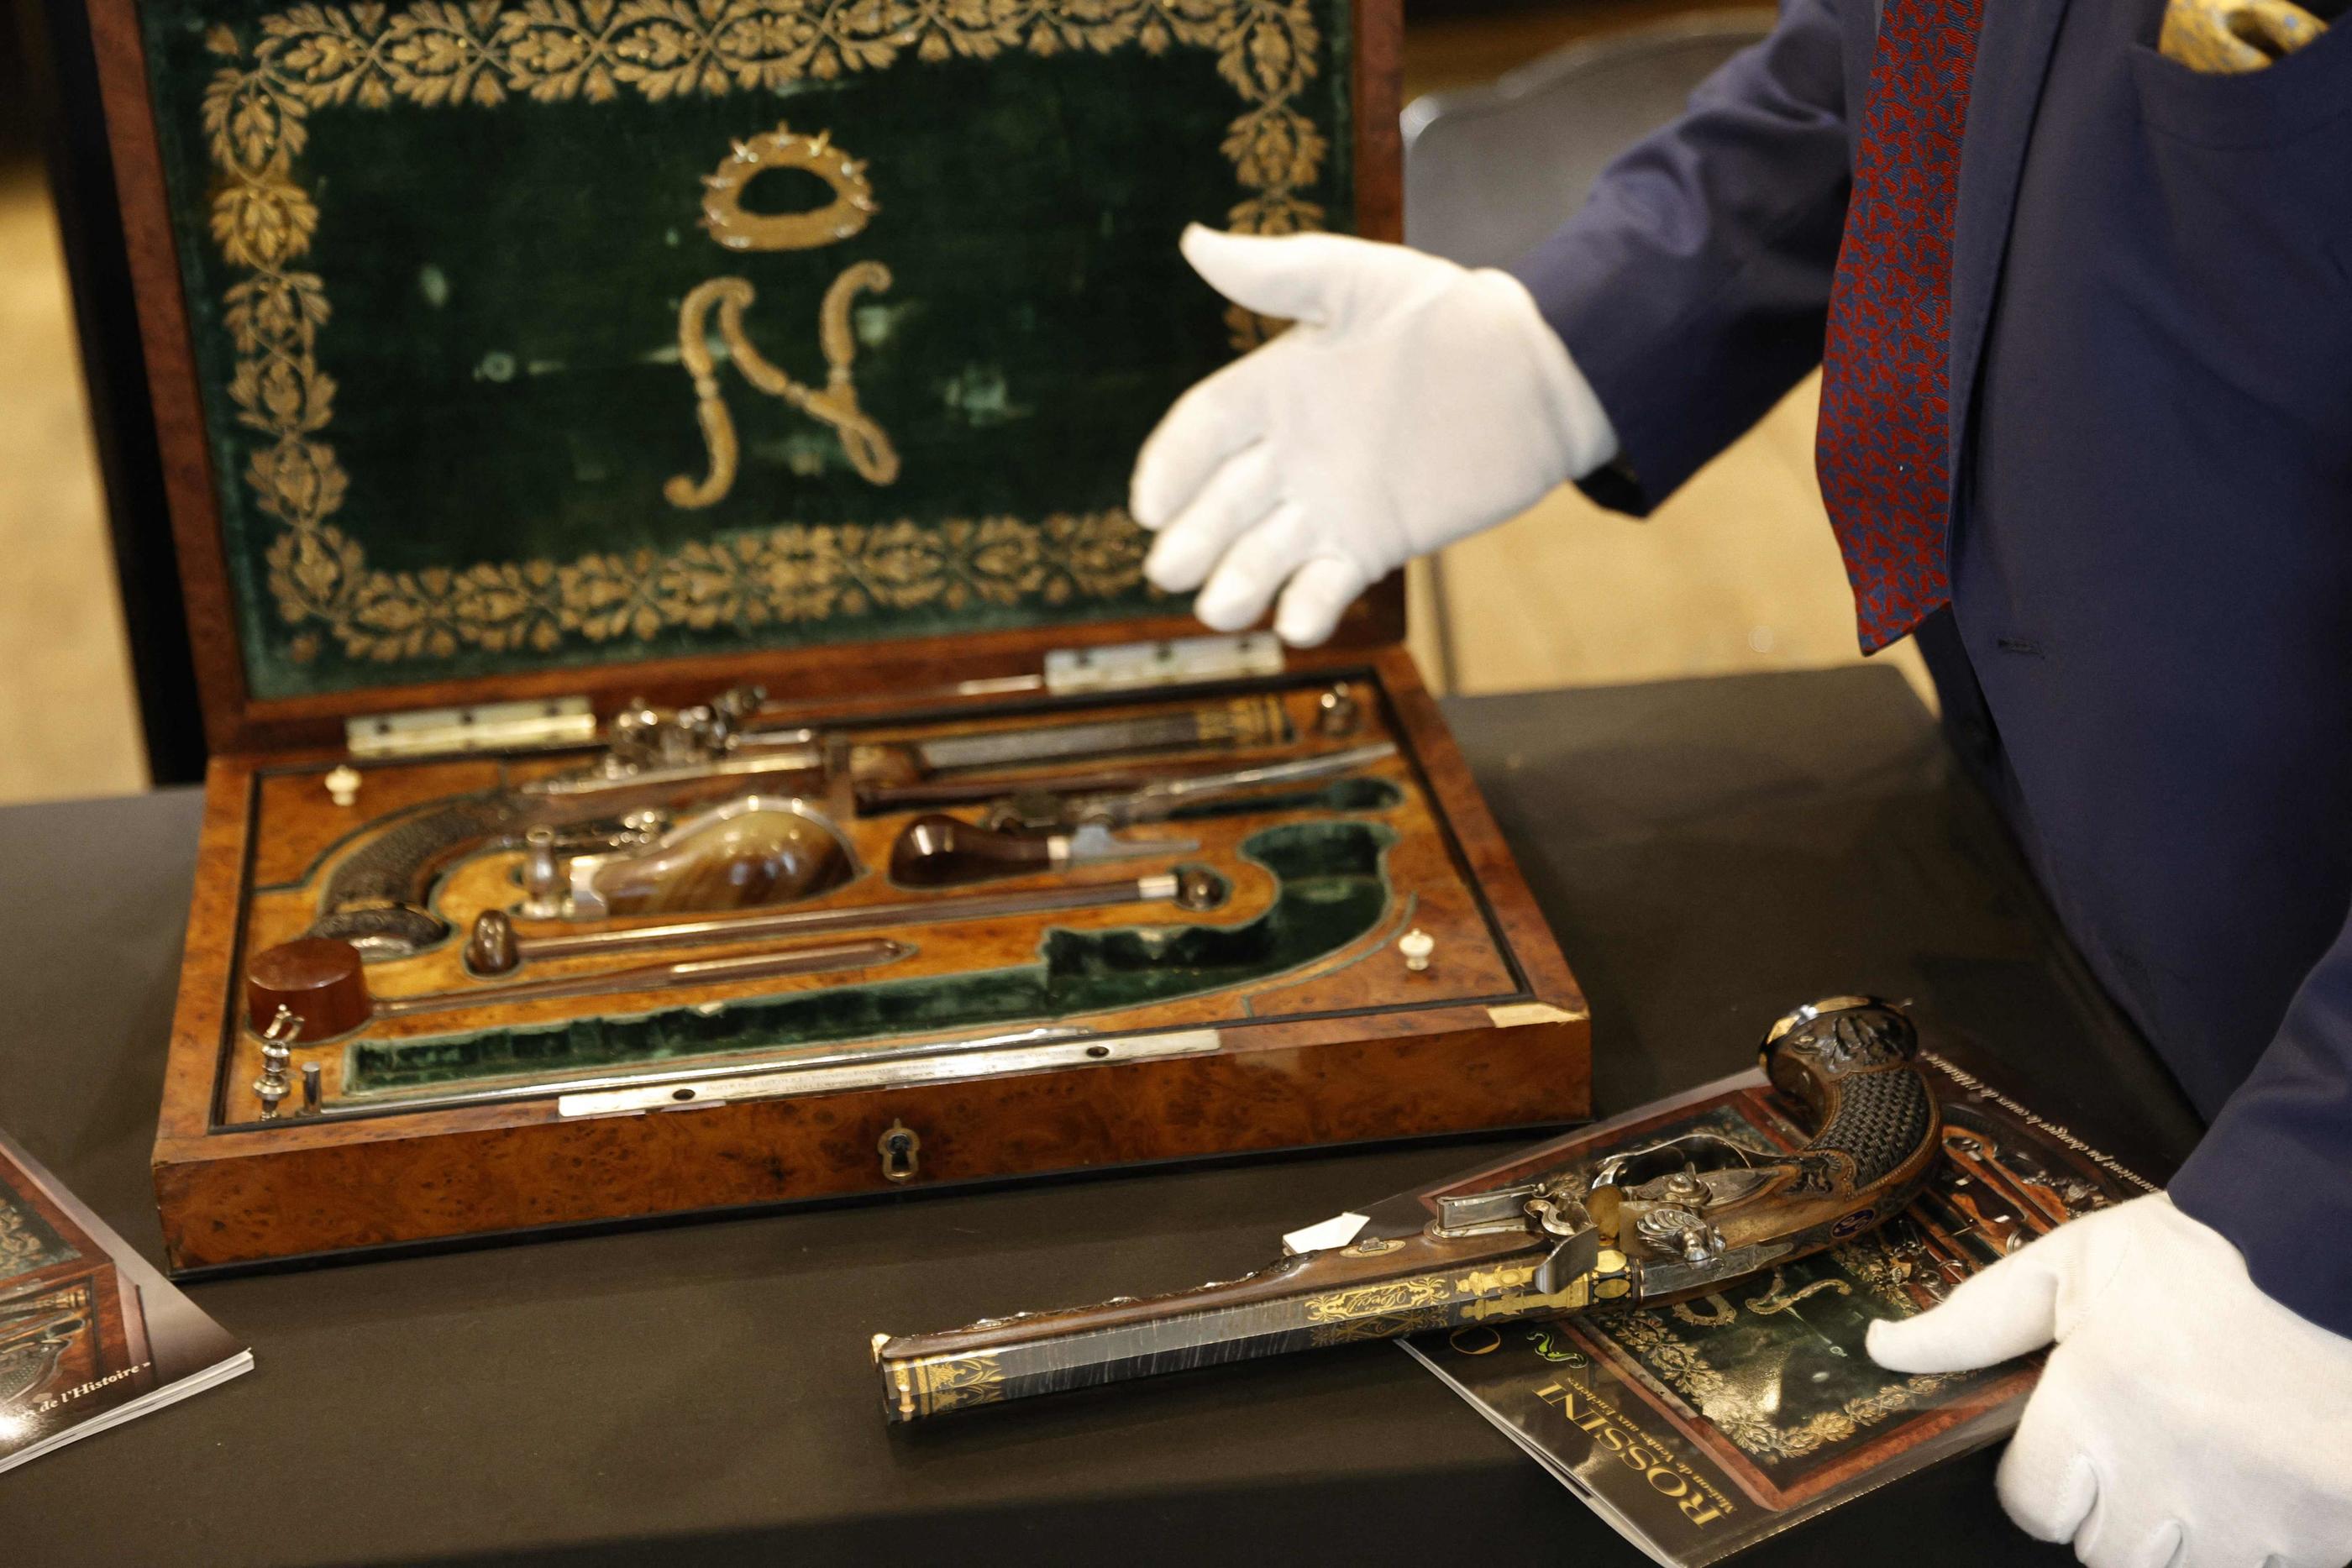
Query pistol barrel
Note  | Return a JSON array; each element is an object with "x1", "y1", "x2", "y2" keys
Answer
[{"x1": 871, "y1": 1230, "x2": 1560, "y2": 1422}]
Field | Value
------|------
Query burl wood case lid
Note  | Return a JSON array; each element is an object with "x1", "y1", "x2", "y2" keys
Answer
[{"x1": 89, "y1": 0, "x2": 1404, "y2": 752}]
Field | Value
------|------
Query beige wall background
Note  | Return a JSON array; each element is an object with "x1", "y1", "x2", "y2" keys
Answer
[
  {"x1": 0, "y1": 162, "x2": 147, "y2": 805},
  {"x1": 1394, "y1": 1, "x2": 1931, "y2": 707},
  {"x1": 0, "y1": 0, "x2": 1924, "y2": 808}
]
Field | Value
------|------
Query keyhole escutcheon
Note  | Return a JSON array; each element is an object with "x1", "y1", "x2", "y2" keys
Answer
[{"x1": 879, "y1": 1119, "x2": 921, "y2": 1183}]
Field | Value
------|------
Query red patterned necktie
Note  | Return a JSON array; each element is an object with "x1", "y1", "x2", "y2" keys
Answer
[{"x1": 1814, "y1": 0, "x2": 1988, "y2": 652}]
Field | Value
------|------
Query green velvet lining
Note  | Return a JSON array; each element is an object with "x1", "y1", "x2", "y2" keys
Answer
[
  {"x1": 1173, "y1": 778, "x2": 1402, "y2": 821},
  {"x1": 343, "y1": 820, "x2": 1395, "y2": 1097},
  {"x1": 136, "y1": 0, "x2": 1357, "y2": 700}
]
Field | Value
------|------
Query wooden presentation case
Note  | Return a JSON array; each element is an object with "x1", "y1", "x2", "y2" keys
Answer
[{"x1": 83, "y1": 0, "x2": 1592, "y2": 1273}]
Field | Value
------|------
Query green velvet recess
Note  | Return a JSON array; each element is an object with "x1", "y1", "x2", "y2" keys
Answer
[
  {"x1": 1172, "y1": 778, "x2": 1401, "y2": 821},
  {"x1": 135, "y1": 0, "x2": 1356, "y2": 700},
  {"x1": 343, "y1": 820, "x2": 1396, "y2": 1097}
]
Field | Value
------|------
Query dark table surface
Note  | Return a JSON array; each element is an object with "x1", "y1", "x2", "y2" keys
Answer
[{"x1": 0, "y1": 667, "x2": 2205, "y2": 1565}]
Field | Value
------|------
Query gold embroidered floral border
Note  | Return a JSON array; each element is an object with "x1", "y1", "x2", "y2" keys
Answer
[{"x1": 198, "y1": 0, "x2": 1331, "y2": 664}]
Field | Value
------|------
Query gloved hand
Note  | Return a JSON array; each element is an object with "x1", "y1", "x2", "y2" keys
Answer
[
  {"x1": 1868, "y1": 1192, "x2": 2352, "y2": 1568},
  {"x1": 1130, "y1": 226, "x2": 1619, "y2": 647}
]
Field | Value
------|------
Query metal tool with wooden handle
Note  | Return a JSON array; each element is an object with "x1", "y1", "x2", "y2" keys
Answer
[
  {"x1": 869, "y1": 996, "x2": 1940, "y2": 1421},
  {"x1": 885, "y1": 743, "x2": 1399, "y2": 888}
]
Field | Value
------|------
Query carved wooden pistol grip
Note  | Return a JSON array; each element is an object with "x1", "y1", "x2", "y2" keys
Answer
[
  {"x1": 310, "y1": 794, "x2": 536, "y2": 959},
  {"x1": 1755, "y1": 994, "x2": 1941, "y2": 1217},
  {"x1": 1587, "y1": 997, "x2": 1941, "y2": 1284}
]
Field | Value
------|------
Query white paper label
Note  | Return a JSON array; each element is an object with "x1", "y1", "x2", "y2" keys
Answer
[{"x1": 1281, "y1": 1211, "x2": 1370, "y2": 1256}]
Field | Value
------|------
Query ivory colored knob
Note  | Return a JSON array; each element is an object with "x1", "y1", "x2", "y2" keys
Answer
[
  {"x1": 1399, "y1": 928, "x2": 1435, "y2": 973},
  {"x1": 246, "y1": 937, "x2": 373, "y2": 1040}
]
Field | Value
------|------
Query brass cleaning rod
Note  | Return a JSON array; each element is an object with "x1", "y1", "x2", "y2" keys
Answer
[
  {"x1": 247, "y1": 934, "x2": 915, "y2": 1042},
  {"x1": 381, "y1": 939, "x2": 915, "y2": 1015}
]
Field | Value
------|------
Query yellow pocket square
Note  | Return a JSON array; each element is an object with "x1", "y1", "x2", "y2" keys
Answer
[{"x1": 2160, "y1": 0, "x2": 2328, "y2": 71}]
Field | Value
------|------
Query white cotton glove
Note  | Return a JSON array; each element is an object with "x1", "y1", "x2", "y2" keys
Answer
[
  {"x1": 1130, "y1": 226, "x2": 1619, "y2": 647},
  {"x1": 1868, "y1": 1192, "x2": 2352, "y2": 1568}
]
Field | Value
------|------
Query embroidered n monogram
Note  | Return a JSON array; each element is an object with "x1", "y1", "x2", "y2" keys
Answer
[{"x1": 1814, "y1": 0, "x2": 1987, "y2": 652}]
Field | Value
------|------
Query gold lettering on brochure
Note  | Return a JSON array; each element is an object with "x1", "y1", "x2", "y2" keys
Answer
[
  {"x1": 1535, "y1": 1380, "x2": 1736, "y2": 1529},
  {"x1": 1742, "y1": 1271, "x2": 1853, "y2": 1316}
]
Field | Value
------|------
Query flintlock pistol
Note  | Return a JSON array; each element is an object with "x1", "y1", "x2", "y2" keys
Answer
[
  {"x1": 310, "y1": 689, "x2": 1288, "y2": 957},
  {"x1": 887, "y1": 742, "x2": 1398, "y2": 886},
  {"x1": 870, "y1": 997, "x2": 1941, "y2": 1421}
]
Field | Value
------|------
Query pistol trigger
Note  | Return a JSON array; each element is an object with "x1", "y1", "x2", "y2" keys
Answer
[{"x1": 1534, "y1": 1229, "x2": 1601, "y2": 1297}]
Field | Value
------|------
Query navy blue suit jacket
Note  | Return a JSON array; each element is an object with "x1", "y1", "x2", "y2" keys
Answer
[{"x1": 1513, "y1": 0, "x2": 2352, "y2": 1334}]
